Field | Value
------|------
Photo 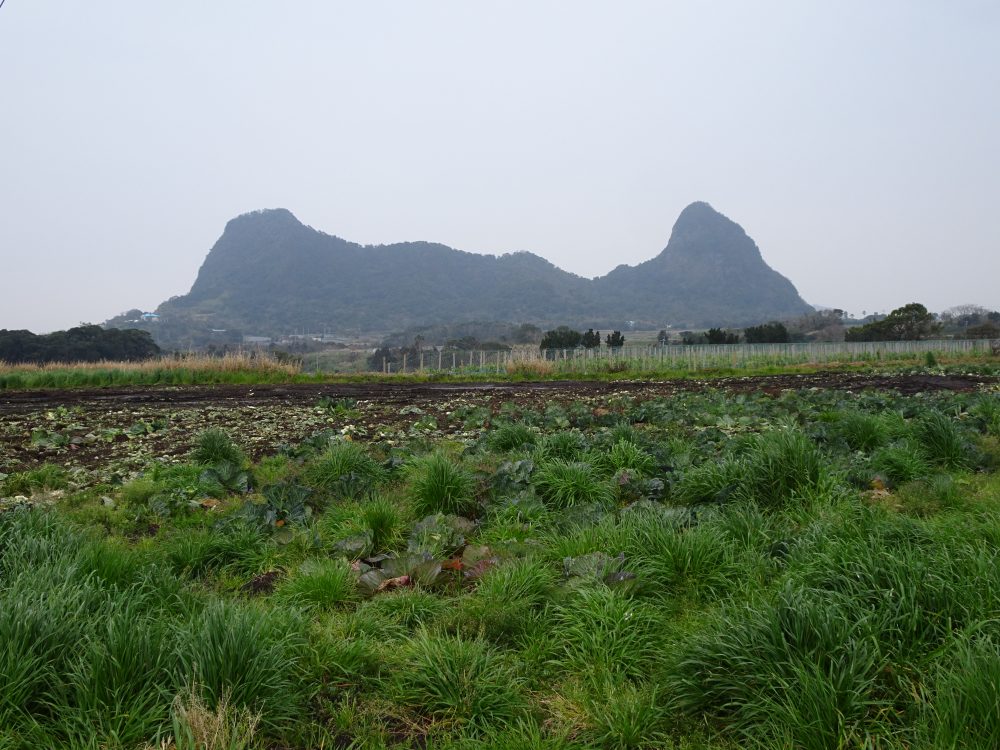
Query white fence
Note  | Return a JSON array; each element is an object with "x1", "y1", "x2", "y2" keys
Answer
[{"x1": 371, "y1": 338, "x2": 998, "y2": 374}]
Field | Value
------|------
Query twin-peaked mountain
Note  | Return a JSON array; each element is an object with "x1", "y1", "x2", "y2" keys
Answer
[{"x1": 157, "y1": 202, "x2": 812, "y2": 334}]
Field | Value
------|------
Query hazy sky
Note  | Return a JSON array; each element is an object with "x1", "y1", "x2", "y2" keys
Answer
[{"x1": 2, "y1": 1, "x2": 998, "y2": 332}]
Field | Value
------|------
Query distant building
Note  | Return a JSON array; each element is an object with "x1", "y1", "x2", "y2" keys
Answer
[{"x1": 141, "y1": 312, "x2": 160, "y2": 322}]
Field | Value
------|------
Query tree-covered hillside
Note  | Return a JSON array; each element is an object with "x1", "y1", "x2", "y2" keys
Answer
[{"x1": 150, "y1": 203, "x2": 812, "y2": 336}]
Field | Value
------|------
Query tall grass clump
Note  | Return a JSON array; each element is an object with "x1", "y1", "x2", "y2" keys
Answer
[
  {"x1": 0, "y1": 572, "x2": 95, "y2": 728},
  {"x1": 923, "y1": 633, "x2": 1000, "y2": 749},
  {"x1": 164, "y1": 524, "x2": 271, "y2": 579},
  {"x1": 504, "y1": 360, "x2": 555, "y2": 379},
  {"x1": 304, "y1": 441, "x2": 386, "y2": 500},
  {"x1": 488, "y1": 422, "x2": 536, "y2": 452},
  {"x1": 60, "y1": 599, "x2": 175, "y2": 744},
  {"x1": 833, "y1": 410, "x2": 890, "y2": 452},
  {"x1": 191, "y1": 429, "x2": 246, "y2": 466},
  {"x1": 408, "y1": 452, "x2": 476, "y2": 516},
  {"x1": 969, "y1": 394, "x2": 1000, "y2": 437},
  {"x1": 599, "y1": 439, "x2": 656, "y2": 478},
  {"x1": 626, "y1": 516, "x2": 733, "y2": 600},
  {"x1": 579, "y1": 680, "x2": 668, "y2": 750},
  {"x1": 739, "y1": 429, "x2": 827, "y2": 508},
  {"x1": 550, "y1": 587, "x2": 662, "y2": 682},
  {"x1": 668, "y1": 586, "x2": 883, "y2": 748},
  {"x1": 913, "y1": 410, "x2": 972, "y2": 469},
  {"x1": 535, "y1": 431, "x2": 587, "y2": 461},
  {"x1": 870, "y1": 441, "x2": 932, "y2": 487},
  {"x1": 1, "y1": 463, "x2": 70, "y2": 495},
  {"x1": 0, "y1": 352, "x2": 301, "y2": 390},
  {"x1": 389, "y1": 630, "x2": 527, "y2": 732},
  {"x1": 360, "y1": 494, "x2": 406, "y2": 552},
  {"x1": 167, "y1": 684, "x2": 262, "y2": 750},
  {"x1": 455, "y1": 557, "x2": 556, "y2": 643},
  {"x1": 274, "y1": 557, "x2": 357, "y2": 610},
  {"x1": 173, "y1": 601, "x2": 311, "y2": 732},
  {"x1": 673, "y1": 457, "x2": 745, "y2": 505},
  {"x1": 533, "y1": 460, "x2": 614, "y2": 509}
]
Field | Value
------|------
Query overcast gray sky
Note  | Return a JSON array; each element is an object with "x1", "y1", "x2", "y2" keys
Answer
[{"x1": 2, "y1": 1, "x2": 998, "y2": 332}]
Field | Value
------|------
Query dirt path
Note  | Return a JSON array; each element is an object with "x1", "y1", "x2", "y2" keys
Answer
[{"x1": 0, "y1": 372, "x2": 994, "y2": 414}]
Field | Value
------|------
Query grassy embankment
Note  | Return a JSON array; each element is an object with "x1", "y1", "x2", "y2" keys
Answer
[
  {"x1": 2, "y1": 347, "x2": 998, "y2": 389},
  {"x1": 2, "y1": 384, "x2": 1000, "y2": 747}
]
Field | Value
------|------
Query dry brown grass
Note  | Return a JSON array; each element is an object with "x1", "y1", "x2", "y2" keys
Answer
[
  {"x1": 146, "y1": 687, "x2": 262, "y2": 750},
  {"x1": 0, "y1": 351, "x2": 299, "y2": 376},
  {"x1": 505, "y1": 359, "x2": 556, "y2": 378}
]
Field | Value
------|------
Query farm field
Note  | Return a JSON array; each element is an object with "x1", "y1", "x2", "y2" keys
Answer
[{"x1": 2, "y1": 371, "x2": 1000, "y2": 748}]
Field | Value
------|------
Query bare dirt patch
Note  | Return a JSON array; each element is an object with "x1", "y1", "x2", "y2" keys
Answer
[{"x1": 1, "y1": 374, "x2": 993, "y2": 482}]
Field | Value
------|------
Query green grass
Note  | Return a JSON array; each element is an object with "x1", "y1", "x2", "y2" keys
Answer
[
  {"x1": 3, "y1": 350, "x2": 997, "y2": 390},
  {"x1": 388, "y1": 629, "x2": 528, "y2": 732},
  {"x1": 191, "y1": 428, "x2": 247, "y2": 466},
  {"x1": 407, "y1": 452, "x2": 476, "y2": 516},
  {"x1": 274, "y1": 557, "x2": 357, "y2": 610},
  {"x1": 5, "y1": 381, "x2": 1000, "y2": 747},
  {"x1": 533, "y1": 460, "x2": 615, "y2": 509},
  {"x1": 303, "y1": 441, "x2": 387, "y2": 501}
]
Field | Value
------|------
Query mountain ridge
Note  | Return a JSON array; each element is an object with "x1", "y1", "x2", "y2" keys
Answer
[{"x1": 155, "y1": 202, "x2": 812, "y2": 335}]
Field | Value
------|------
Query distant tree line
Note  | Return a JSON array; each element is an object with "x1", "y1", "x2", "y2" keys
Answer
[
  {"x1": 0, "y1": 325, "x2": 160, "y2": 364},
  {"x1": 539, "y1": 327, "x2": 626, "y2": 350},
  {"x1": 844, "y1": 303, "x2": 939, "y2": 342}
]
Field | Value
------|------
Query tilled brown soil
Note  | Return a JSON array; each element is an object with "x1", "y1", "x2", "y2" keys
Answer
[
  {"x1": 1, "y1": 373, "x2": 995, "y2": 484},
  {"x1": 0, "y1": 372, "x2": 994, "y2": 414}
]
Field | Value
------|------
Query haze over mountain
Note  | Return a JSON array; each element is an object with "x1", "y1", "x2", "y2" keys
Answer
[{"x1": 152, "y1": 202, "x2": 812, "y2": 336}]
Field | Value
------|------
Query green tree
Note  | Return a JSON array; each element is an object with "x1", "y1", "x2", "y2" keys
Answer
[
  {"x1": 605, "y1": 331, "x2": 626, "y2": 348},
  {"x1": 845, "y1": 303, "x2": 940, "y2": 342},
  {"x1": 581, "y1": 329, "x2": 601, "y2": 349},
  {"x1": 705, "y1": 328, "x2": 739, "y2": 345},
  {"x1": 540, "y1": 326, "x2": 582, "y2": 350},
  {"x1": 744, "y1": 322, "x2": 789, "y2": 343}
]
